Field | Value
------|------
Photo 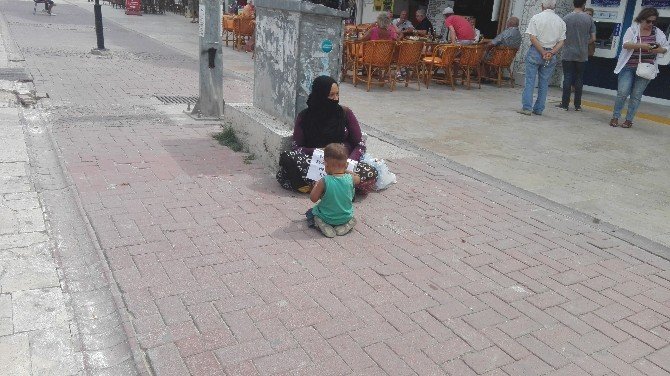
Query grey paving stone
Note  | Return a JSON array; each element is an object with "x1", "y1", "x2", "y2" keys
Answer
[
  {"x1": 0, "y1": 332, "x2": 31, "y2": 376},
  {"x1": 0, "y1": 243, "x2": 60, "y2": 292},
  {"x1": 29, "y1": 327, "x2": 85, "y2": 375},
  {"x1": 12, "y1": 287, "x2": 69, "y2": 332},
  {"x1": 0, "y1": 232, "x2": 49, "y2": 251}
]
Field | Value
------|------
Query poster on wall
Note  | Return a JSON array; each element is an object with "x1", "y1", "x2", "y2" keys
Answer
[
  {"x1": 374, "y1": 0, "x2": 382, "y2": 11},
  {"x1": 641, "y1": 0, "x2": 670, "y2": 8},
  {"x1": 591, "y1": 0, "x2": 621, "y2": 7}
]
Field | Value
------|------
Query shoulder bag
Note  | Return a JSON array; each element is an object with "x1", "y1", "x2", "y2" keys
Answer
[{"x1": 636, "y1": 29, "x2": 657, "y2": 80}]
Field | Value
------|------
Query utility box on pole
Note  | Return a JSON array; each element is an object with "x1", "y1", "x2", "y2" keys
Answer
[
  {"x1": 222, "y1": 0, "x2": 348, "y2": 168},
  {"x1": 191, "y1": 0, "x2": 224, "y2": 119},
  {"x1": 253, "y1": 0, "x2": 348, "y2": 125}
]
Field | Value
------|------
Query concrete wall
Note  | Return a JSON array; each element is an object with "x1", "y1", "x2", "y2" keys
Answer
[
  {"x1": 361, "y1": 0, "x2": 378, "y2": 23},
  {"x1": 254, "y1": 0, "x2": 348, "y2": 127},
  {"x1": 426, "y1": 0, "x2": 453, "y2": 36}
]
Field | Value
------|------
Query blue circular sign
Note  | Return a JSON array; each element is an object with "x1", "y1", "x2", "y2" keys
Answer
[{"x1": 321, "y1": 39, "x2": 333, "y2": 53}]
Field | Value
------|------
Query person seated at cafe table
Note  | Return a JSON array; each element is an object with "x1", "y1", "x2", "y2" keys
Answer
[
  {"x1": 414, "y1": 9, "x2": 435, "y2": 37},
  {"x1": 360, "y1": 12, "x2": 399, "y2": 41},
  {"x1": 484, "y1": 16, "x2": 522, "y2": 60},
  {"x1": 393, "y1": 10, "x2": 415, "y2": 37},
  {"x1": 442, "y1": 7, "x2": 476, "y2": 44}
]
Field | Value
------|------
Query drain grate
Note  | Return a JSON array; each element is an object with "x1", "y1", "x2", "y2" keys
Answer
[
  {"x1": 0, "y1": 68, "x2": 32, "y2": 82},
  {"x1": 155, "y1": 95, "x2": 198, "y2": 105}
]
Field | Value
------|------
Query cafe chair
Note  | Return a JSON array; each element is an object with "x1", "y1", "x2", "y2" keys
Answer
[
  {"x1": 355, "y1": 40, "x2": 396, "y2": 92},
  {"x1": 422, "y1": 44, "x2": 459, "y2": 90},
  {"x1": 222, "y1": 15, "x2": 236, "y2": 47},
  {"x1": 234, "y1": 17, "x2": 255, "y2": 52},
  {"x1": 391, "y1": 41, "x2": 425, "y2": 91},
  {"x1": 342, "y1": 40, "x2": 363, "y2": 83},
  {"x1": 458, "y1": 44, "x2": 487, "y2": 89},
  {"x1": 482, "y1": 46, "x2": 518, "y2": 87}
]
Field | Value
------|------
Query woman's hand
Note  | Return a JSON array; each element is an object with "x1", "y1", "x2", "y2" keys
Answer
[{"x1": 641, "y1": 43, "x2": 656, "y2": 51}]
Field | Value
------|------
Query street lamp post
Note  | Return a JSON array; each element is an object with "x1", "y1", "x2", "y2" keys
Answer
[{"x1": 94, "y1": 0, "x2": 105, "y2": 50}]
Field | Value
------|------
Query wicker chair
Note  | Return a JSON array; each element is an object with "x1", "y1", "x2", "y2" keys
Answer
[
  {"x1": 354, "y1": 40, "x2": 396, "y2": 91},
  {"x1": 234, "y1": 17, "x2": 255, "y2": 51},
  {"x1": 458, "y1": 44, "x2": 487, "y2": 89},
  {"x1": 342, "y1": 40, "x2": 363, "y2": 83},
  {"x1": 222, "y1": 15, "x2": 236, "y2": 47},
  {"x1": 422, "y1": 44, "x2": 459, "y2": 89},
  {"x1": 482, "y1": 46, "x2": 518, "y2": 87},
  {"x1": 391, "y1": 41, "x2": 425, "y2": 91}
]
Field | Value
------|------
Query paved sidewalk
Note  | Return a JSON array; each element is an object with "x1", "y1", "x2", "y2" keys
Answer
[
  {"x1": 2, "y1": 1, "x2": 670, "y2": 375},
  {"x1": 0, "y1": 42, "x2": 83, "y2": 376},
  {"x1": 62, "y1": 0, "x2": 670, "y2": 246}
]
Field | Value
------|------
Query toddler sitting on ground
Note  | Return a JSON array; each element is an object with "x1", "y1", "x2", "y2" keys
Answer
[{"x1": 307, "y1": 143, "x2": 360, "y2": 238}]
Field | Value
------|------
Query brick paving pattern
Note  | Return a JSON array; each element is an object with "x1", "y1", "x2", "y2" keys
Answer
[{"x1": 2, "y1": 1, "x2": 670, "y2": 375}]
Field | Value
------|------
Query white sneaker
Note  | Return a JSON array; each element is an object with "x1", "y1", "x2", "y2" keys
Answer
[
  {"x1": 314, "y1": 217, "x2": 336, "y2": 238},
  {"x1": 334, "y1": 218, "x2": 357, "y2": 236}
]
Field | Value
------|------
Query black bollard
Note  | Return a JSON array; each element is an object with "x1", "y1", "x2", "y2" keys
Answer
[{"x1": 94, "y1": 0, "x2": 105, "y2": 50}]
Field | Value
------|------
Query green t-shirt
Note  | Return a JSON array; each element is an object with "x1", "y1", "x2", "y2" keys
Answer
[{"x1": 312, "y1": 174, "x2": 354, "y2": 226}]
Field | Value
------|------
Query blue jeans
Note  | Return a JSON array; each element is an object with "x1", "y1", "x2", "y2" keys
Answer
[
  {"x1": 561, "y1": 61, "x2": 586, "y2": 108},
  {"x1": 522, "y1": 48, "x2": 558, "y2": 114},
  {"x1": 613, "y1": 66, "x2": 651, "y2": 122}
]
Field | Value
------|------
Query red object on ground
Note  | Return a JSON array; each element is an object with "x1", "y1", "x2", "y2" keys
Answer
[{"x1": 125, "y1": 0, "x2": 142, "y2": 15}]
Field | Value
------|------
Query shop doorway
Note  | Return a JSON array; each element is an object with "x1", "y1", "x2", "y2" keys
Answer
[
  {"x1": 452, "y1": 0, "x2": 511, "y2": 38},
  {"x1": 408, "y1": 0, "x2": 429, "y2": 23}
]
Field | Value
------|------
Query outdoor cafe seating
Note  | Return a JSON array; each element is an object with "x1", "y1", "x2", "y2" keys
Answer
[
  {"x1": 482, "y1": 46, "x2": 518, "y2": 87},
  {"x1": 458, "y1": 44, "x2": 487, "y2": 89},
  {"x1": 222, "y1": 15, "x2": 236, "y2": 47},
  {"x1": 342, "y1": 30, "x2": 518, "y2": 92},
  {"x1": 422, "y1": 44, "x2": 459, "y2": 90},
  {"x1": 233, "y1": 17, "x2": 255, "y2": 51}
]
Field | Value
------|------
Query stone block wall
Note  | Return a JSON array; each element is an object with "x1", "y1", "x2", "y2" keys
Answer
[
  {"x1": 510, "y1": 0, "x2": 573, "y2": 85},
  {"x1": 426, "y1": 0, "x2": 453, "y2": 36}
]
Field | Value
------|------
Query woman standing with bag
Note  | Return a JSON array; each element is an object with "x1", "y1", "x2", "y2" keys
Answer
[{"x1": 610, "y1": 7, "x2": 668, "y2": 128}]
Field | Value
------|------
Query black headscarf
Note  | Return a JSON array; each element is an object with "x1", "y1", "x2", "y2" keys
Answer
[{"x1": 299, "y1": 76, "x2": 347, "y2": 148}]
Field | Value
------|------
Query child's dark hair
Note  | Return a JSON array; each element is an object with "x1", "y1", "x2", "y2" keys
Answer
[{"x1": 324, "y1": 143, "x2": 348, "y2": 162}]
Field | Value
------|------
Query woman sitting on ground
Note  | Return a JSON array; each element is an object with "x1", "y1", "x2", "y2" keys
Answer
[
  {"x1": 360, "y1": 12, "x2": 398, "y2": 41},
  {"x1": 277, "y1": 76, "x2": 378, "y2": 194}
]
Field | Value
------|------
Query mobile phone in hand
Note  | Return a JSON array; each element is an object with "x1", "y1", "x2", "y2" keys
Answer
[{"x1": 649, "y1": 43, "x2": 660, "y2": 50}]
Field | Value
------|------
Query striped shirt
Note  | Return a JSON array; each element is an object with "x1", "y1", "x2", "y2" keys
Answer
[{"x1": 627, "y1": 29, "x2": 656, "y2": 67}]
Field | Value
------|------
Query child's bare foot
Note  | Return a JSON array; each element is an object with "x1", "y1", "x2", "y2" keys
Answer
[
  {"x1": 334, "y1": 218, "x2": 356, "y2": 236},
  {"x1": 314, "y1": 217, "x2": 336, "y2": 238}
]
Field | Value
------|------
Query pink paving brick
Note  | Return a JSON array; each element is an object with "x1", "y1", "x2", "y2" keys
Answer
[
  {"x1": 253, "y1": 348, "x2": 311, "y2": 375},
  {"x1": 517, "y1": 334, "x2": 570, "y2": 369},
  {"x1": 462, "y1": 346, "x2": 514, "y2": 374},
  {"x1": 570, "y1": 330, "x2": 616, "y2": 355},
  {"x1": 364, "y1": 342, "x2": 414, "y2": 376},
  {"x1": 328, "y1": 334, "x2": 376, "y2": 371},
  {"x1": 610, "y1": 337, "x2": 654, "y2": 364},
  {"x1": 185, "y1": 351, "x2": 225, "y2": 376},
  {"x1": 502, "y1": 354, "x2": 553, "y2": 376},
  {"x1": 422, "y1": 336, "x2": 472, "y2": 364}
]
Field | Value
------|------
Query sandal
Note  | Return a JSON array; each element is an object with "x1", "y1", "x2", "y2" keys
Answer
[
  {"x1": 609, "y1": 118, "x2": 618, "y2": 127},
  {"x1": 621, "y1": 120, "x2": 633, "y2": 128}
]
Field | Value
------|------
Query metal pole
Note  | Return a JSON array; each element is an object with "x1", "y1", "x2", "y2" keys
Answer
[
  {"x1": 94, "y1": 0, "x2": 105, "y2": 50},
  {"x1": 190, "y1": 0, "x2": 223, "y2": 119}
]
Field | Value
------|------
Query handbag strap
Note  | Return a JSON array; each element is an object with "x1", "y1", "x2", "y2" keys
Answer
[{"x1": 638, "y1": 30, "x2": 642, "y2": 64}]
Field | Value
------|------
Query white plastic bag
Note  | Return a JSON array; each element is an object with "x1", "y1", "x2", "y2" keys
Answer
[{"x1": 361, "y1": 153, "x2": 397, "y2": 190}]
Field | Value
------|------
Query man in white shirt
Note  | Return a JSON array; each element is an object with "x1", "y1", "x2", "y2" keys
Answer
[
  {"x1": 393, "y1": 10, "x2": 414, "y2": 36},
  {"x1": 518, "y1": 0, "x2": 566, "y2": 116}
]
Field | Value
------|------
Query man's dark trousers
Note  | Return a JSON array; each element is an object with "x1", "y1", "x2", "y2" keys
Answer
[{"x1": 561, "y1": 61, "x2": 586, "y2": 109}]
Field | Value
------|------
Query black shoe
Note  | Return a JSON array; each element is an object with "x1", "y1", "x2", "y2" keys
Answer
[
  {"x1": 574, "y1": 107, "x2": 582, "y2": 111},
  {"x1": 555, "y1": 104, "x2": 569, "y2": 111}
]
